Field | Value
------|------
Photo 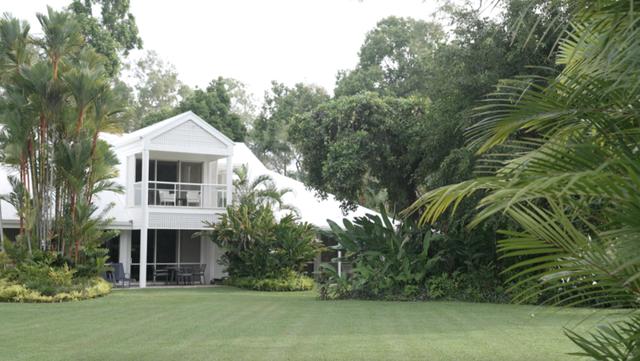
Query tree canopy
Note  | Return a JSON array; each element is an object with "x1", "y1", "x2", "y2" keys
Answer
[
  {"x1": 69, "y1": 0, "x2": 143, "y2": 75},
  {"x1": 176, "y1": 77, "x2": 247, "y2": 141},
  {"x1": 334, "y1": 16, "x2": 444, "y2": 98},
  {"x1": 291, "y1": 93, "x2": 429, "y2": 212},
  {"x1": 251, "y1": 82, "x2": 329, "y2": 177}
]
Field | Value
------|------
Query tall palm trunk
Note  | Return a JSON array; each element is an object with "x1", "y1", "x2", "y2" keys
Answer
[
  {"x1": 74, "y1": 108, "x2": 85, "y2": 136},
  {"x1": 69, "y1": 190, "x2": 78, "y2": 261},
  {"x1": 85, "y1": 130, "x2": 100, "y2": 204},
  {"x1": 38, "y1": 112, "x2": 48, "y2": 250}
]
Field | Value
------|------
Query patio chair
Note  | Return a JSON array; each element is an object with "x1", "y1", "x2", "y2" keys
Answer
[
  {"x1": 193, "y1": 264, "x2": 206, "y2": 284},
  {"x1": 185, "y1": 190, "x2": 201, "y2": 207},
  {"x1": 102, "y1": 266, "x2": 114, "y2": 283},
  {"x1": 113, "y1": 263, "x2": 131, "y2": 288},
  {"x1": 158, "y1": 190, "x2": 176, "y2": 206},
  {"x1": 176, "y1": 266, "x2": 193, "y2": 285},
  {"x1": 153, "y1": 267, "x2": 170, "y2": 284}
]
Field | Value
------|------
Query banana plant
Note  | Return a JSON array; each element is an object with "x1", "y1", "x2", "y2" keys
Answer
[{"x1": 326, "y1": 207, "x2": 442, "y2": 297}]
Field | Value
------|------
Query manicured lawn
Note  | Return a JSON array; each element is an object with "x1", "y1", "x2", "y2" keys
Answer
[{"x1": 0, "y1": 287, "x2": 613, "y2": 361}]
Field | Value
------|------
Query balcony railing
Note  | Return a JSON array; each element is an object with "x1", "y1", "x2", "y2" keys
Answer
[{"x1": 133, "y1": 181, "x2": 228, "y2": 208}]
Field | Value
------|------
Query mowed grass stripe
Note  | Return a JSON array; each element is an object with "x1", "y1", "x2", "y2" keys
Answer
[{"x1": 0, "y1": 287, "x2": 615, "y2": 361}]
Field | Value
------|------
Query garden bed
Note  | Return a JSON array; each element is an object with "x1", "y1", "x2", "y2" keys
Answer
[
  {"x1": 224, "y1": 272, "x2": 314, "y2": 291},
  {"x1": 0, "y1": 277, "x2": 111, "y2": 303}
]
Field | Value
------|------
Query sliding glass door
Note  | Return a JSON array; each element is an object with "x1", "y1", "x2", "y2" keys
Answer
[
  {"x1": 135, "y1": 159, "x2": 203, "y2": 206},
  {"x1": 130, "y1": 229, "x2": 202, "y2": 282}
]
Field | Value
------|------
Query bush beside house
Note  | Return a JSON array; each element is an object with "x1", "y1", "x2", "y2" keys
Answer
[
  {"x1": 0, "y1": 244, "x2": 112, "y2": 303},
  {"x1": 317, "y1": 209, "x2": 509, "y2": 302}
]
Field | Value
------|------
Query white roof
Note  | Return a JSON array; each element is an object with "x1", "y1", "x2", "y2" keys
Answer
[
  {"x1": 227, "y1": 143, "x2": 379, "y2": 229},
  {"x1": 111, "y1": 111, "x2": 235, "y2": 149}
]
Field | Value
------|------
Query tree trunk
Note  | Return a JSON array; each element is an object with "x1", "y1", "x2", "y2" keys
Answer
[
  {"x1": 74, "y1": 108, "x2": 85, "y2": 136},
  {"x1": 70, "y1": 192, "x2": 78, "y2": 262},
  {"x1": 85, "y1": 130, "x2": 100, "y2": 203}
]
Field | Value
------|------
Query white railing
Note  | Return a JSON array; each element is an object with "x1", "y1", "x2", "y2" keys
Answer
[{"x1": 133, "y1": 181, "x2": 228, "y2": 208}]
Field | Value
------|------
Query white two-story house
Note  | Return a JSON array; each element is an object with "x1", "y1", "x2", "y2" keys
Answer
[
  {"x1": 103, "y1": 111, "x2": 235, "y2": 288},
  {"x1": 0, "y1": 111, "x2": 378, "y2": 288}
]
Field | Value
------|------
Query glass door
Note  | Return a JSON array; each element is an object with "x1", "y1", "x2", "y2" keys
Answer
[{"x1": 131, "y1": 230, "x2": 201, "y2": 282}]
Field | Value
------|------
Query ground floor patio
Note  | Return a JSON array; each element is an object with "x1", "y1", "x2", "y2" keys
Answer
[
  {"x1": 106, "y1": 229, "x2": 226, "y2": 286},
  {"x1": 0, "y1": 287, "x2": 619, "y2": 361}
]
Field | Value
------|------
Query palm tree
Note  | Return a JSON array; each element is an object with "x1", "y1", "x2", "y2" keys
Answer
[
  {"x1": 233, "y1": 164, "x2": 295, "y2": 212},
  {"x1": 84, "y1": 86, "x2": 125, "y2": 202},
  {"x1": 63, "y1": 48, "x2": 108, "y2": 136},
  {"x1": 405, "y1": 1, "x2": 640, "y2": 357},
  {"x1": 0, "y1": 15, "x2": 31, "y2": 77},
  {"x1": 36, "y1": 6, "x2": 82, "y2": 80}
]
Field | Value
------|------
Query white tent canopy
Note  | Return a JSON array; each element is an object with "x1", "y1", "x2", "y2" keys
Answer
[{"x1": 223, "y1": 143, "x2": 380, "y2": 230}]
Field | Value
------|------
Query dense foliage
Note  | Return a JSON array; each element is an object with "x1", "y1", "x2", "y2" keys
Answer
[
  {"x1": 0, "y1": 244, "x2": 111, "y2": 302},
  {"x1": 206, "y1": 203, "x2": 319, "y2": 279},
  {"x1": 291, "y1": 94, "x2": 429, "y2": 212},
  {"x1": 69, "y1": 0, "x2": 143, "y2": 75},
  {"x1": 288, "y1": 5, "x2": 565, "y2": 300},
  {"x1": 407, "y1": 0, "x2": 640, "y2": 358},
  {"x1": 318, "y1": 209, "x2": 506, "y2": 302},
  {"x1": 251, "y1": 82, "x2": 329, "y2": 177}
]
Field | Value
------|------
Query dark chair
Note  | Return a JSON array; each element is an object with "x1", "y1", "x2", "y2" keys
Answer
[
  {"x1": 176, "y1": 266, "x2": 193, "y2": 285},
  {"x1": 193, "y1": 264, "x2": 206, "y2": 284},
  {"x1": 153, "y1": 267, "x2": 170, "y2": 284},
  {"x1": 101, "y1": 264, "x2": 114, "y2": 283},
  {"x1": 113, "y1": 263, "x2": 131, "y2": 288}
]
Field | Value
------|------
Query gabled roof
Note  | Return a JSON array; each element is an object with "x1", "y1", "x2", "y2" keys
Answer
[{"x1": 113, "y1": 111, "x2": 235, "y2": 149}]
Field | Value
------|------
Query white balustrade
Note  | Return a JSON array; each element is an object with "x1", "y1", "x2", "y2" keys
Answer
[{"x1": 133, "y1": 181, "x2": 227, "y2": 208}]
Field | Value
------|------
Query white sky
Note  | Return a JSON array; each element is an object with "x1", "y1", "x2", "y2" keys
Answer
[{"x1": 6, "y1": 0, "x2": 492, "y2": 100}]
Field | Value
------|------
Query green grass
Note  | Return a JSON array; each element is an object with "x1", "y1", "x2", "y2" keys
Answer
[{"x1": 0, "y1": 287, "x2": 616, "y2": 361}]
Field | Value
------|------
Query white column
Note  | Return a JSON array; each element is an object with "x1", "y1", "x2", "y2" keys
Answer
[
  {"x1": 126, "y1": 155, "x2": 135, "y2": 206},
  {"x1": 225, "y1": 156, "x2": 233, "y2": 207},
  {"x1": 118, "y1": 229, "x2": 132, "y2": 275},
  {"x1": 139, "y1": 150, "x2": 150, "y2": 288}
]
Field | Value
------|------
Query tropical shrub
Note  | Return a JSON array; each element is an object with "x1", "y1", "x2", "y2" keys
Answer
[
  {"x1": 204, "y1": 202, "x2": 321, "y2": 280},
  {"x1": 0, "y1": 251, "x2": 10, "y2": 270},
  {"x1": 6, "y1": 262, "x2": 75, "y2": 296},
  {"x1": 0, "y1": 243, "x2": 112, "y2": 301},
  {"x1": 426, "y1": 270, "x2": 508, "y2": 303},
  {"x1": 317, "y1": 264, "x2": 352, "y2": 300},
  {"x1": 319, "y1": 209, "x2": 441, "y2": 300},
  {"x1": 224, "y1": 271, "x2": 314, "y2": 292}
]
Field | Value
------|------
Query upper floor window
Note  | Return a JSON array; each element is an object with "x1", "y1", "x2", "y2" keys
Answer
[{"x1": 135, "y1": 159, "x2": 203, "y2": 183}]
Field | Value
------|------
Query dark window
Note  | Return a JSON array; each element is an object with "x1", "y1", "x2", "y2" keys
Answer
[
  {"x1": 156, "y1": 230, "x2": 177, "y2": 263},
  {"x1": 135, "y1": 158, "x2": 142, "y2": 182},
  {"x1": 103, "y1": 235, "x2": 120, "y2": 263},
  {"x1": 156, "y1": 161, "x2": 177, "y2": 182}
]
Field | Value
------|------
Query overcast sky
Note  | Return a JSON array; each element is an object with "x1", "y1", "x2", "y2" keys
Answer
[{"x1": 6, "y1": 0, "x2": 491, "y2": 100}]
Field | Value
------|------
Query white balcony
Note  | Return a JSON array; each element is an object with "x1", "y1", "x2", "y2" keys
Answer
[{"x1": 134, "y1": 181, "x2": 228, "y2": 209}]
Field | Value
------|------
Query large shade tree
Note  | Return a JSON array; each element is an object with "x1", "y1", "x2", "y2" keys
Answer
[
  {"x1": 251, "y1": 82, "x2": 329, "y2": 177},
  {"x1": 291, "y1": 93, "x2": 429, "y2": 213},
  {"x1": 69, "y1": 0, "x2": 143, "y2": 75}
]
